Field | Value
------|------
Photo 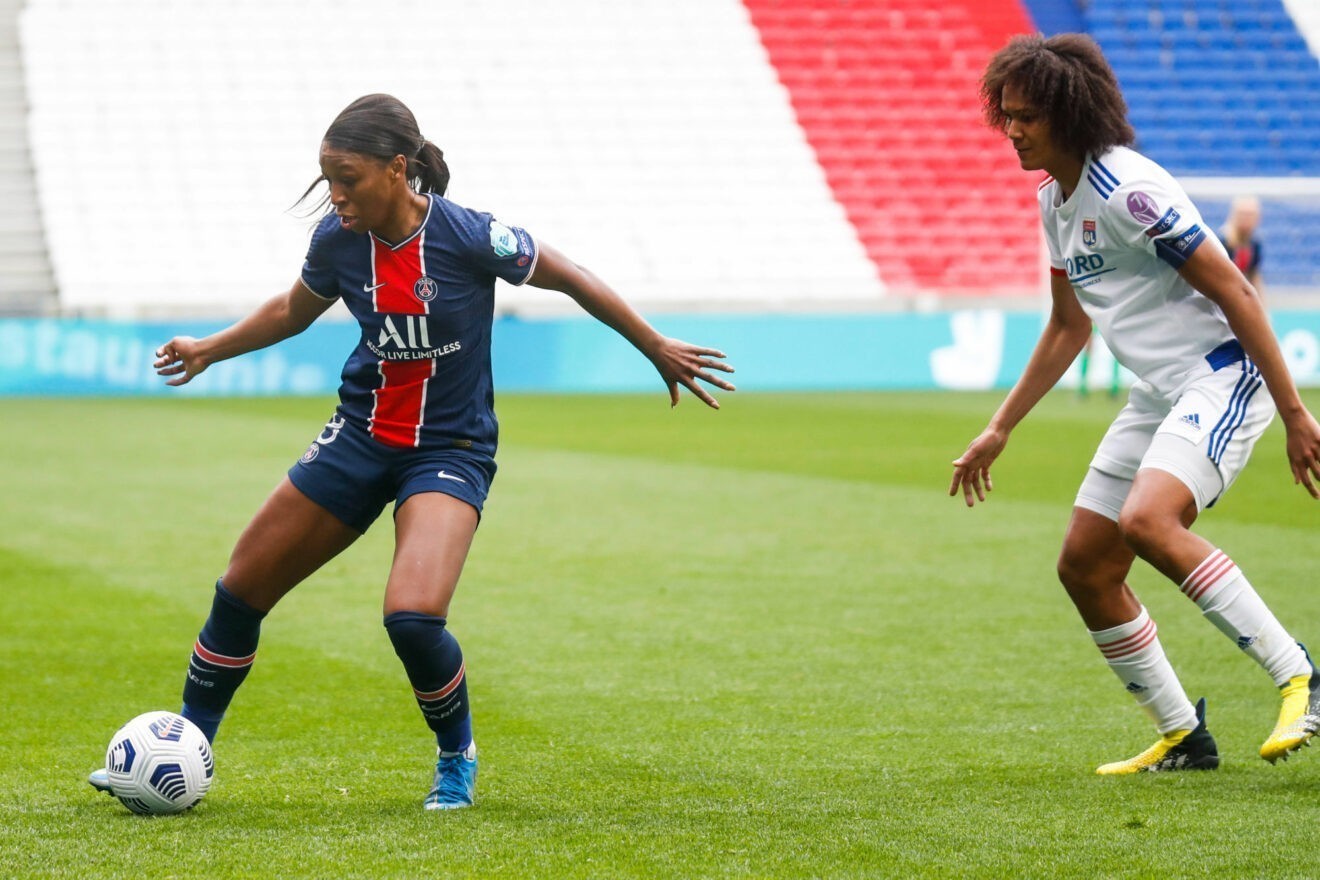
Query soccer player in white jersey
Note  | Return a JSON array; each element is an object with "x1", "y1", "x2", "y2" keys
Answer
[{"x1": 950, "y1": 33, "x2": 1320, "y2": 774}]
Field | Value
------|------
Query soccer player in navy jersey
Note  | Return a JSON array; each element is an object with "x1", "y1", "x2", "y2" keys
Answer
[
  {"x1": 950, "y1": 35, "x2": 1320, "y2": 774},
  {"x1": 89, "y1": 94, "x2": 734, "y2": 810},
  {"x1": 1219, "y1": 195, "x2": 1264, "y2": 295}
]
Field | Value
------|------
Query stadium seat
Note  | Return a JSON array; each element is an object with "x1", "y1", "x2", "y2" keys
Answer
[
  {"x1": 743, "y1": 0, "x2": 1040, "y2": 295},
  {"x1": 18, "y1": 0, "x2": 892, "y2": 314},
  {"x1": 1084, "y1": 0, "x2": 1320, "y2": 287}
]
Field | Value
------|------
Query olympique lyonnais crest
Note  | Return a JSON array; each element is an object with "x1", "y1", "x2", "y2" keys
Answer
[{"x1": 1082, "y1": 218, "x2": 1097, "y2": 247}]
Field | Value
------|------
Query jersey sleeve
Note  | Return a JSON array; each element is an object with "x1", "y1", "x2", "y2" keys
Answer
[
  {"x1": 1037, "y1": 183, "x2": 1065, "y2": 276},
  {"x1": 452, "y1": 205, "x2": 539, "y2": 286},
  {"x1": 1107, "y1": 177, "x2": 1209, "y2": 270},
  {"x1": 300, "y1": 215, "x2": 342, "y2": 301}
]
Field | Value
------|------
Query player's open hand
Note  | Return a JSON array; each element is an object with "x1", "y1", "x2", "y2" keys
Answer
[
  {"x1": 950, "y1": 427, "x2": 1008, "y2": 507},
  {"x1": 154, "y1": 336, "x2": 209, "y2": 387},
  {"x1": 649, "y1": 338, "x2": 735, "y2": 409},
  {"x1": 1283, "y1": 409, "x2": 1320, "y2": 499}
]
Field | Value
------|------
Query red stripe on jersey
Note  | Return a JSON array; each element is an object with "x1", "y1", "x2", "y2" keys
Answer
[
  {"x1": 368, "y1": 228, "x2": 431, "y2": 446},
  {"x1": 370, "y1": 359, "x2": 435, "y2": 448},
  {"x1": 1049, "y1": 266, "x2": 1066, "y2": 277},
  {"x1": 1233, "y1": 245, "x2": 1254, "y2": 273},
  {"x1": 371, "y1": 234, "x2": 427, "y2": 316},
  {"x1": 1037, "y1": 175, "x2": 1054, "y2": 191}
]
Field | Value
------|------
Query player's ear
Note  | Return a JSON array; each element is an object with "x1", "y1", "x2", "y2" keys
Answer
[{"x1": 390, "y1": 153, "x2": 408, "y2": 180}]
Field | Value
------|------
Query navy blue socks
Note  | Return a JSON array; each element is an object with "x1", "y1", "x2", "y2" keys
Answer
[
  {"x1": 384, "y1": 611, "x2": 473, "y2": 753},
  {"x1": 177, "y1": 589, "x2": 473, "y2": 752},
  {"x1": 180, "y1": 580, "x2": 266, "y2": 742}
]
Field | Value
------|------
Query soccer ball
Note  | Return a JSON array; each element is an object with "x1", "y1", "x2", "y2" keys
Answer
[{"x1": 105, "y1": 711, "x2": 214, "y2": 815}]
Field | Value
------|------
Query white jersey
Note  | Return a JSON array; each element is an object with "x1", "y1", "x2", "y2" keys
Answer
[{"x1": 1040, "y1": 146, "x2": 1239, "y2": 399}]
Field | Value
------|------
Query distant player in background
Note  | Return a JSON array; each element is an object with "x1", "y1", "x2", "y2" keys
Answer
[
  {"x1": 1219, "y1": 195, "x2": 1265, "y2": 294},
  {"x1": 950, "y1": 34, "x2": 1320, "y2": 774},
  {"x1": 88, "y1": 94, "x2": 734, "y2": 810},
  {"x1": 1077, "y1": 328, "x2": 1121, "y2": 400}
]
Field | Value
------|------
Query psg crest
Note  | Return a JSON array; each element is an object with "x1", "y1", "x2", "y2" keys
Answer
[
  {"x1": 413, "y1": 276, "x2": 438, "y2": 302},
  {"x1": 1082, "y1": 218, "x2": 1097, "y2": 247}
]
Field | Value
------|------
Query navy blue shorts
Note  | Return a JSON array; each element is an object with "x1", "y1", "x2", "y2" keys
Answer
[{"x1": 287, "y1": 413, "x2": 496, "y2": 533}]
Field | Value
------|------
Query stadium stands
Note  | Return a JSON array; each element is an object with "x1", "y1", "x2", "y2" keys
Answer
[
  {"x1": 1083, "y1": 0, "x2": 1320, "y2": 287},
  {"x1": 17, "y1": 0, "x2": 885, "y2": 316},
  {"x1": 744, "y1": 0, "x2": 1041, "y2": 295},
  {"x1": 0, "y1": 0, "x2": 55, "y2": 315},
  {"x1": 8, "y1": 0, "x2": 1320, "y2": 313}
]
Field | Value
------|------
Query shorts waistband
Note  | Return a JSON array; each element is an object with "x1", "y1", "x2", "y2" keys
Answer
[{"x1": 1205, "y1": 339, "x2": 1245, "y2": 371}]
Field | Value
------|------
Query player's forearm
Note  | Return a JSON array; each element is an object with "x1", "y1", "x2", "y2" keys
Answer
[
  {"x1": 989, "y1": 319, "x2": 1090, "y2": 433},
  {"x1": 1219, "y1": 289, "x2": 1307, "y2": 422},
  {"x1": 558, "y1": 264, "x2": 664, "y2": 358},
  {"x1": 529, "y1": 243, "x2": 664, "y2": 358},
  {"x1": 195, "y1": 292, "x2": 309, "y2": 366}
]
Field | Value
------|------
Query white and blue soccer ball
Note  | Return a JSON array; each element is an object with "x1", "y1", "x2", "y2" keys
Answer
[{"x1": 105, "y1": 711, "x2": 213, "y2": 815}]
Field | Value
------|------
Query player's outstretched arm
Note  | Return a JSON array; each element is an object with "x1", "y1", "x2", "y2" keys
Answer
[
  {"x1": 526, "y1": 242, "x2": 735, "y2": 409},
  {"x1": 154, "y1": 281, "x2": 335, "y2": 387},
  {"x1": 1178, "y1": 246, "x2": 1320, "y2": 498},
  {"x1": 950, "y1": 272, "x2": 1092, "y2": 507}
]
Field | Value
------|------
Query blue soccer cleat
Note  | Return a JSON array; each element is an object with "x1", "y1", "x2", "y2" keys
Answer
[
  {"x1": 424, "y1": 742, "x2": 477, "y2": 810},
  {"x1": 87, "y1": 767, "x2": 114, "y2": 795}
]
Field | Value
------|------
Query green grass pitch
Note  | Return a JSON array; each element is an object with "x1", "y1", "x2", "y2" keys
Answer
[{"x1": 3, "y1": 390, "x2": 1320, "y2": 878}]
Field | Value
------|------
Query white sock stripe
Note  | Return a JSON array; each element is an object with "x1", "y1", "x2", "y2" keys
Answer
[
  {"x1": 1096, "y1": 618, "x2": 1159, "y2": 658},
  {"x1": 1181, "y1": 550, "x2": 1239, "y2": 603}
]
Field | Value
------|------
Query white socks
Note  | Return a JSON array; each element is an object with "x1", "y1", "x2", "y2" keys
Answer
[
  {"x1": 1181, "y1": 549, "x2": 1311, "y2": 686},
  {"x1": 1091, "y1": 606, "x2": 1198, "y2": 734}
]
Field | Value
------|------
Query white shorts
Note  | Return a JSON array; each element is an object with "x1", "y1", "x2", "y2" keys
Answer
[{"x1": 1075, "y1": 360, "x2": 1273, "y2": 521}]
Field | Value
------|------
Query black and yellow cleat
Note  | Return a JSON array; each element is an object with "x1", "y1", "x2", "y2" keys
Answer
[{"x1": 1096, "y1": 697, "x2": 1220, "y2": 775}]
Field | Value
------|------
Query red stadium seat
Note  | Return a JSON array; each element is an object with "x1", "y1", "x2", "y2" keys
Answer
[{"x1": 744, "y1": 0, "x2": 1041, "y2": 294}]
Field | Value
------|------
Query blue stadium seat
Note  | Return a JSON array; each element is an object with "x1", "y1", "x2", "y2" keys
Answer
[{"x1": 1086, "y1": 0, "x2": 1320, "y2": 180}]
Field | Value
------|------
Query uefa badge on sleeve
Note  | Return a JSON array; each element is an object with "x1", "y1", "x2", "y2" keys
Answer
[{"x1": 1082, "y1": 218, "x2": 1097, "y2": 248}]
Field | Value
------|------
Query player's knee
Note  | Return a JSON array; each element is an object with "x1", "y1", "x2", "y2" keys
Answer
[
  {"x1": 1056, "y1": 544, "x2": 1104, "y2": 595},
  {"x1": 1116, "y1": 503, "x2": 1169, "y2": 556},
  {"x1": 384, "y1": 610, "x2": 456, "y2": 662}
]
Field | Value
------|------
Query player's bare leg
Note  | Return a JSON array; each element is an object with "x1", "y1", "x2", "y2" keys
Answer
[
  {"x1": 222, "y1": 477, "x2": 364, "y2": 611},
  {"x1": 385, "y1": 492, "x2": 481, "y2": 810},
  {"x1": 91, "y1": 479, "x2": 361, "y2": 793},
  {"x1": 1057, "y1": 505, "x2": 1215, "y2": 773},
  {"x1": 1057, "y1": 506, "x2": 1139, "y2": 631},
  {"x1": 177, "y1": 478, "x2": 363, "y2": 741},
  {"x1": 1122, "y1": 468, "x2": 1318, "y2": 762}
]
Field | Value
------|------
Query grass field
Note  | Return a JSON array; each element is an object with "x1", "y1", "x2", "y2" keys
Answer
[{"x1": 3, "y1": 390, "x2": 1320, "y2": 879}]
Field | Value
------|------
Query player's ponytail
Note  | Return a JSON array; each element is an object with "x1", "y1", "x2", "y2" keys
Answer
[
  {"x1": 296, "y1": 94, "x2": 450, "y2": 212},
  {"x1": 411, "y1": 140, "x2": 450, "y2": 197}
]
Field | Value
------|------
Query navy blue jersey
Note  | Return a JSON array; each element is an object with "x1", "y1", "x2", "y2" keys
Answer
[
  {"x1": 1219, "y1": 233, "x2": 1263, "y2": 277},
  {"x1": 300, "y1": 194, "x2": 537, "y2": 454}
]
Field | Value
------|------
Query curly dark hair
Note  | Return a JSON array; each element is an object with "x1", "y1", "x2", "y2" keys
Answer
[{"x1": 980, "y1": 33, "x2": 1134, "y2": 159}]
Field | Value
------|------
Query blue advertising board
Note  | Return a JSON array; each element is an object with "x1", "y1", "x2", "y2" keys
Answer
[{"x1": 4, "y1": 310, "x2": 1320, "y2": 396}]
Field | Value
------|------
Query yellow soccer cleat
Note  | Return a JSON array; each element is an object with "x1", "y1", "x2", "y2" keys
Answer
[
  {"x1": 1097, "y1": 697, "x2": 1220, "y2": 775},
  {"x1": 1260, "y1": 661, "x2": 1320, "y2": 764}
]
